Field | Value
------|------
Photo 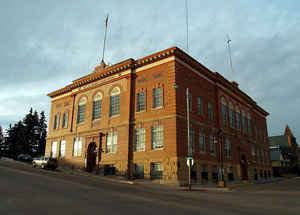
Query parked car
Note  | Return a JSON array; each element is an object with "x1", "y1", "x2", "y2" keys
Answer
[
  {"x1": 32, "y1": 157, "x2": 58, "y2": 170},
  {"x1": 17, "y1": 154, "x2": 33, "y2": 162}
]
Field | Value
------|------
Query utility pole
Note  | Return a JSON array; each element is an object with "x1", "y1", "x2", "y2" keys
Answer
[{"x1": 186, "y1": 88, "x2": 192, "y2": 191}]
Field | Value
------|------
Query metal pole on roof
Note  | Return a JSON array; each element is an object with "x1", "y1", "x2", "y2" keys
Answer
[
  {"x1": 185, "y1": 0, "x2": 189, "y2": 53},
  {"x1": 102, "y1": 14, "x2": 109, "y2": 63},
  {"x1": 226, "y1": 35, "x2": 234, "y2": 81}
]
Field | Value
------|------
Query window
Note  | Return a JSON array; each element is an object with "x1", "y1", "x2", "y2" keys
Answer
[
  {"x1": 225, "y1": 138, "x2": 231, "y2": 158},
  {"x1": 199, "y1": 132, "x2": 205, "y2": 152},
  {"x1": 110, "y1": 87, "x2": 120, "y2": 116},
  {"x1": 59, "y1": 140, "x2": 66, "y2": 157},
  {"x1": 208, "y1": 102, "x2": 213, "y2": 121},
  {"x1": 62, "y1": 112, "x2": 68, "y2": 128},
  {"x1": 242, "y1": 113, "x2": 247, "y2": 134},
  {"x1": 221, "y1": 98, "x2": 228, "y2": 125},
  {"x1": 248, "y1": 118, "x2": 252, "y2": 136},
  {"x1": 188, "y1": 93, "x2": 192, "y2": 112},
  {"x1": 53, "y1": 113, "x2": 60, "y2": 129},
  {"x1": 77, "y1": 97, "x2": 87, "y2": 123},
  {"x1": 197, "y1": 96, "x2": 203, "y2": 115},
  {"x1": 236, "y1": 109, "x2": 241, "y2": 131},
  {"x1": 92, "y1": 93, "x2": 102, "y2": 120},
  {"x1": 73, "y1": 137, "x2": 82, "y2": 157},
  {"x1": 135, "y1": 128, "x2": 145, "y2": 151},
  {"x1": 210, "y1": 135, "x2": 215, "y2": 154},
  {"x1": 189, "y1": 127, "x2": 195, "y2": 154},
  {"x1": 51, "y1": 142, "x2": 57, "y2": 157},
  {"x1": 229, "y1": 103, "x2": 234, "y2": 128},
  {"x1": 136, "y1": 92, "x2": 145, "y2": 112},
  {"x1": 152, "y1": 125, "x2": 163, "y2": 149},
  {"x1": 153, "y1": 88, "x2": 163, "y2": 108},
  {"x1": 150, "y1": 162, "x2": 163, "y2": 179},
  {"x1": 106, "y1": 131, "x2": 118, "y2": 153}
]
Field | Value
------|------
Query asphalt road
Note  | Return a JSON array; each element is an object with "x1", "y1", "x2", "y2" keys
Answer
[{"x1": 0, "y1": 160, "x2": 299, "y2": 215}]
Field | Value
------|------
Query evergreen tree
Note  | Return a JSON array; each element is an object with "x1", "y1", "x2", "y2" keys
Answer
[
  {"x1": 0, "y1": 125, "x2": 4, "y2": 155},
  {"x1": 37, "y1": 111, "x2": 47, "y2": 156}
]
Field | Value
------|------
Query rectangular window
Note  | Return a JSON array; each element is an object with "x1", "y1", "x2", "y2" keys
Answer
[
  {"x1": 59, "y1": 140, "x2": 66, "y2": 157},
  {"x1": 153, "y1": 88, "x2": 163, "y2": 108},
  {"x1": 248, "y1": 119, "x2": 252, "y2": 136},
  {"x1": 53, "y1": 113, "x2": 60, "y2": 129},
  {"x1": 189, "y1": 128, "x2": 195, "y2": 154},
  {"x1": 242, "y1": 115, "x2": 247, "y2": 134},
  {"x1": 197, "y1": 96, "x2": 203, "y2": 116},
  {"x1": 221, "y1": 104, "x2": 227, "y2": 125},
  {"x1": 225, "y1": 138, "x2": 231, "y2": 158},
  {"x1": 208, "y1": 102, "x2": 213, "y2": 121},
  {"x1": 236, "y1": 112, "x2": 241, "y2": 130},
  {"x1": 150, "y1": 162, "x2": 163, "y2": 179},
  {"x1": 210, "y1": 135, "x2": 215, "y2": 154},
  {"x1": 188, "y1": 93, "x2": 192, "y2": 112},
  {"x1": 73, "y1": 137, "x2": 82, "y2": 157},
  {"x1": 106, "y1": 131, "x2": 118, "y2": 153},
  {"x1": 51, "y1": 142, "x2": 57, "y2": 157},
  {"x1": 92, "y1": 100, "x2": 102, "y2": 120},
  {"x1": 199, "y1": 132, "x2": 206, "y2": 152},
  {"x1": 137, "y1": 92, "x2": 146, "y2": 112},
  {"x1": 62, "y1": 112, "x2": 68, "y2": 128},
  {"x1": 229, "y1": 109, "x2": 234, "y2": 128},
  {"x1": 77, "y1": 104, "x2": 86, "y2": 123},
  {"x1": 152, "y1": 125, "x2": 163, "y2": 149},
  {"x1": 110, "y1": 95, "x2": 120, "y2": 116},
  {"x1": 135, "y1": 128, "x2": 145, "y2": 151}
]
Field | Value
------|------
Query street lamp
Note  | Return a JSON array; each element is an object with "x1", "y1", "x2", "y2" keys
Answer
[{"x1": 217, "y1": 129, "x2": 226, "y2": 187}]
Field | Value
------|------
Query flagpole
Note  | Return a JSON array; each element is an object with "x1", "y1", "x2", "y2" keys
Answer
[
  {"x1": 226, "y1": 35, "x2": 234, "y2": 81},
  {"x1": 185, "y1": 0, "x2": 189, "y2": 53},
  {"x1": 102, "y1": 14, "x2": 109, "y2": 63}
]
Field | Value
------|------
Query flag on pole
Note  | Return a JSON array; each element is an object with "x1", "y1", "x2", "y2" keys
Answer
[{"x1": 105, "y1": 14, "x2": 109, "y2": 27}]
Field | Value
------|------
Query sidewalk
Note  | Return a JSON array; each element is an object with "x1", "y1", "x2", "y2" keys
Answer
[{"x1": 56, "y1": 166, "x2": 233, "y2": 192}]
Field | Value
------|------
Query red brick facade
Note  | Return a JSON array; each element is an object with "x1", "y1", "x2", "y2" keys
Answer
[{"x1": 46, "y1": 47, "x2": 272, "y2": 184}]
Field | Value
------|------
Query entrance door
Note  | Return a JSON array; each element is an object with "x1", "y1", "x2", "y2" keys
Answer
[
  {"x1": 86, "y1": 142, "x2": 97, "y2": 172},
  {"x1": 240, "y1": 154, "x2": 248, "y2": 180}
]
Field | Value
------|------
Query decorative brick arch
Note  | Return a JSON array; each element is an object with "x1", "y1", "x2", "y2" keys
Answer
[
  {"x1": 92, "y1": 91, "x2": 103, "y2": 101},
  {"x1": 76, "y1": 95, "x2": 88, "y2": 105},
  {"x1": 108, "y1": 84, "x2": 122, "y2": 96}
]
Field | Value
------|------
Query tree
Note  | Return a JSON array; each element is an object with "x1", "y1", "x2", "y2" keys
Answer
[{"x1": 37, "y1": 111, "x2": 47, "y2": 156}]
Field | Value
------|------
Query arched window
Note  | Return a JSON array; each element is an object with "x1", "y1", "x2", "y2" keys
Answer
[
  {"x1": 247, "y1": 113, "x2": 252, "y2": 136},
  {"x1": 77, "y1": 97, "x2": 87, "y2": 123},
  {"x1": 109, "y1": 87, "x2": 120, "y2": 116},
  {"x1": 221, "y1": 97, "x2": 228, "y2": 125},
  {"x1": 92, "y1": 92, "x2": 102, "y2": 120},
  {"x1": 229, "y1": 102, "x2": 234, "y2": 128},
  {"x1": 235, "y1": 107, "x2": 241, "y2": 131}
]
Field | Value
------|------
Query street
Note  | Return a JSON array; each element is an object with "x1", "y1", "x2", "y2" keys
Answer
[{"x1": 0, "y1": 160, "x2": 299, "y2": 215}]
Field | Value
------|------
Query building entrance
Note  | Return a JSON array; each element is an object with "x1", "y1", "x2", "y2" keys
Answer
[
  {"x1": 86, "y1": 142, "x2": 97, "y2": 172},
  {"x1": 241, "y1": 154, "x2": 248, "y2": 180}
]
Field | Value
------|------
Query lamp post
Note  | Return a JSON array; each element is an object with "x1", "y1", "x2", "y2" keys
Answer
[{"x1": 217, "y1": 129, "x2": 226, "y2": 187}]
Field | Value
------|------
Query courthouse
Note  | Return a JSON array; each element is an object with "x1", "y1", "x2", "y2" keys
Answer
[{"x1": 45, "y1": 47, "x2": 272, "y2": 184}]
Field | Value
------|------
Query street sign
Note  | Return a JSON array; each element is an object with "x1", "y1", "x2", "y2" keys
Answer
[{"x1": 186, "y1": 158, "x2": 194, "y2": 167}]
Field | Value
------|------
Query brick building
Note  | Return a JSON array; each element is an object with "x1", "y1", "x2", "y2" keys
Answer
[{"x1": 45, "y1": 46, "x2": 272, "y2": 185}]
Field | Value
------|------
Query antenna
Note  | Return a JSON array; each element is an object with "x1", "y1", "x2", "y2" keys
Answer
[
  {"x1": 101, "y1": 14, "x2": 109, "y2": 63},
  {"x1": 226, "y1": 35, "x2": 234, "y2": 81},
  {"x1": 185, "y1": 0, "x2": 189, "y2": 53}
]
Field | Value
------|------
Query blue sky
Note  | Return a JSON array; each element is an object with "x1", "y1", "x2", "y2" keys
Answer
[{"x1": 0, "y1": 0, "x2": 299, "y2": 140}]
